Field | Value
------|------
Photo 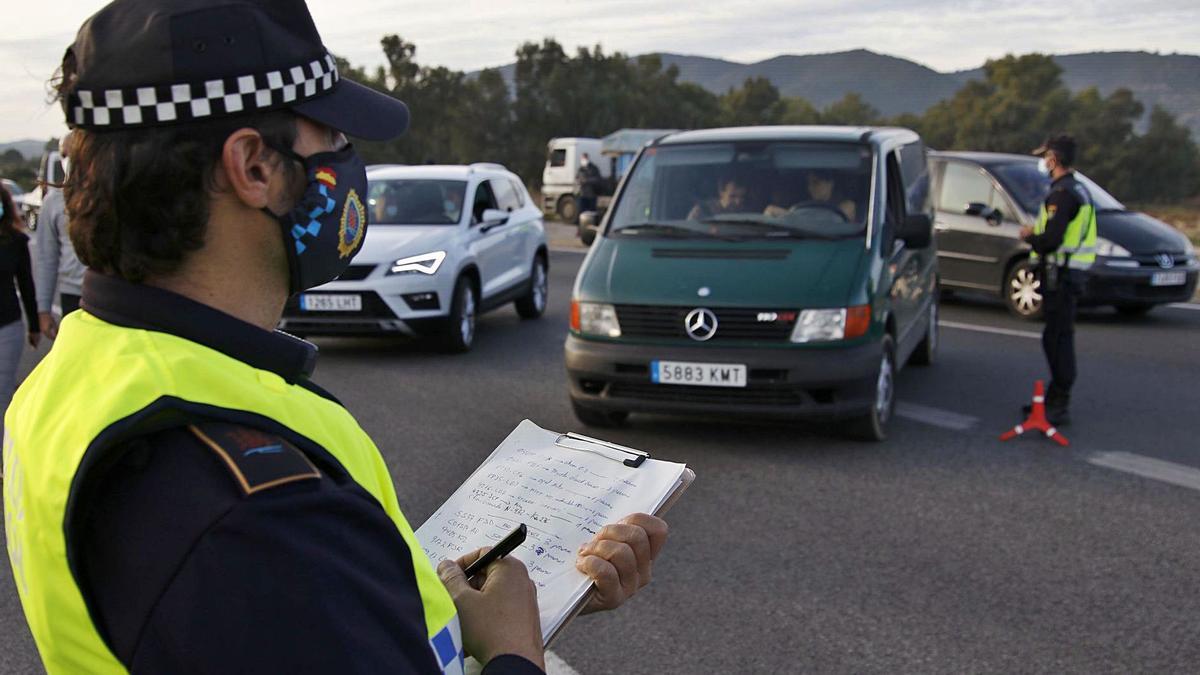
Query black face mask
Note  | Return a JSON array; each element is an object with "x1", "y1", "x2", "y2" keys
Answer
[{"x1": 265, "y1": 143, "x2": 369, "y2": 294}]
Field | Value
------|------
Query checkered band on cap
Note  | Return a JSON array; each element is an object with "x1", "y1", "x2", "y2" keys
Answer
[{"x1": 68, "y1": 53, "x2": 339, "y2": 129}]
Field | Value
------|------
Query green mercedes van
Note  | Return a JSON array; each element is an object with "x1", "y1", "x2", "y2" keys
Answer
[{"x1": 565, "y1": 126, "x2": 938, "y2": 440}]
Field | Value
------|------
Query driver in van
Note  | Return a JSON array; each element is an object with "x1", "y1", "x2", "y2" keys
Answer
[
  {"x1": 687, "y1": 175, "x2": 748, "y2": 220},
  {"x1": 763, "y1": 170, "x2": 857, "y2": 221}
]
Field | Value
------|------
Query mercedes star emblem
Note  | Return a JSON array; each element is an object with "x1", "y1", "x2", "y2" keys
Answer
[{"x1": 685, "y1": 308, "x2": 718, "y2": 341}]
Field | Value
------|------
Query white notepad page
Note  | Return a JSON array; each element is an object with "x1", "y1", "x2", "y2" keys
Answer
[{"x1": 415, "y1": 419, "x2": 687, "y2": 643}]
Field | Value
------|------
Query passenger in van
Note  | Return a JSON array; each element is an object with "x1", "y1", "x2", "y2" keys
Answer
[
  {"x1": 687, "y1": 175, "x2": 749, "y2": 221},
  {"x1": 763, "y1": 170, "x2": 857, "y2": 221}
]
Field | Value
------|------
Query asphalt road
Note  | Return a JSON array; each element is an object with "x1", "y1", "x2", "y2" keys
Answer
[{"x1": 3, "y1": 248, "x2": 1200, "y2": 674}]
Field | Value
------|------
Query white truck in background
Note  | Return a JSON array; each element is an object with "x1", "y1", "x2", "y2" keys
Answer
[{"x1": 540, "y1": 137, "x2": 608, "y2": 224}]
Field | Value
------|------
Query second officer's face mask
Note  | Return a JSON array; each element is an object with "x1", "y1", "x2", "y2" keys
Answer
[{"x1": 266, "y1": 142, "x2": 369, "y2": 294}]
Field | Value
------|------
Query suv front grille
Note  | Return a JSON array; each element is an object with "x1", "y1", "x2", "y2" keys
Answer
[{"x1": 615, "y1": 305, "x2": 795, "y2": 342}]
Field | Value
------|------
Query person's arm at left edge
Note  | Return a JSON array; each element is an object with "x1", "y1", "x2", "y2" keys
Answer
[{"x1": 15, "y1": 235, "x2": 40, "y2": 347}]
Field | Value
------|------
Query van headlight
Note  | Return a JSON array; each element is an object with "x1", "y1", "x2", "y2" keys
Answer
[
  {"x1": 571, "y1": 300, "x2": 621, "y2": 338},
  {"x1": 1096, "y1": 237, "x2": 1131, "y2": 258},
  {"x1": 388, "y1": 251, "x2": 446, "y2": 276},
  {"x1": 790, "y1": 306, "x2": 870, "y2": 343}
]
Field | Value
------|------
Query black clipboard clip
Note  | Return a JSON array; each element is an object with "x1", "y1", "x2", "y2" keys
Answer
[{"x1": 555, "y1": 432, "x2": 649, "y2": 468}]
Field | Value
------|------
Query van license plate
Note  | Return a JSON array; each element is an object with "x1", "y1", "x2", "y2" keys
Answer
[
  {"x1": 1150, "y1": 272, "x2": 1186, "y2": 287},
  {"x1": 652, "y1": 360, "x2": 747, "y2": 388},
  {"x1": 300, "y1": 294, "x2": 362, "y2": 311}
]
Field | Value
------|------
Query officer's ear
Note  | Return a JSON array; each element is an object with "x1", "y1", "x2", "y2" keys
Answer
[{"x1": 215, "y1": 128, "x2": 282, "y2": 211}]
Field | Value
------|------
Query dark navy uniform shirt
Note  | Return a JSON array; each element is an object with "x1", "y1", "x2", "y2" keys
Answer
[{"x1": 71, "y1": 273, "x2": 543, "y2": 675}]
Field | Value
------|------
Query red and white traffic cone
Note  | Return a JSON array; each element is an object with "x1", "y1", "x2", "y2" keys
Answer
[{"x1": 999, "y1": 380, "x2": 1069, "y2": 447}]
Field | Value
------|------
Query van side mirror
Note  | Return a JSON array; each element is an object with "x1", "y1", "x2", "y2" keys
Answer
[{"x1": 898, "y1": 213, "x2": 933, "y2": 249}]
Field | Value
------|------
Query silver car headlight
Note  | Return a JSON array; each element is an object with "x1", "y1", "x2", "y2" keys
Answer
[
  {"x1": 572, "y1": 301, "x2": 621, "y2": 338},
  {"x1": 388, "y1": 251, "x2": 446, "y2": 276}
]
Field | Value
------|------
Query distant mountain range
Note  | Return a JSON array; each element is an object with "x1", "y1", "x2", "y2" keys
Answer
[
  {"x1": 0, "y1": 139, "x2": 47, "y2": 161},
  {"x1": 485, "y1": 49, "x2": 1200, "y2": 138}
]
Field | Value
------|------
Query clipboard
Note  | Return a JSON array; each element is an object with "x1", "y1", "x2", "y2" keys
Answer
[{"x1": 542, "y1": 431, "x2": 696, "y2": 648}]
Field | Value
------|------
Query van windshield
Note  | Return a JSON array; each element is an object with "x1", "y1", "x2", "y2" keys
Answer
[
  {"x1": 367, "y1": 179, "x2": 467, "y2": 225},
  {"x1": 609, "y1": 142, "x2": 873, "y2": 240}
]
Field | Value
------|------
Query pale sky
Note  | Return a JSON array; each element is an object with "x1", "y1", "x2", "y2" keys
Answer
[{"x1": 2, "y1": 0, "x2": 1197, "y2": 143}]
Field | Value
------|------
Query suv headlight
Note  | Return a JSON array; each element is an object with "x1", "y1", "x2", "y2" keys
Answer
[
  {"x1": 571, "y1": 301, "x2": 621, "y2": 338},
  {"x1": 790, "y1": 306, "x2": 870, "y2": 343},
  {"x1": 388, "y1": 251, "x2": 446, "y2": 276}
]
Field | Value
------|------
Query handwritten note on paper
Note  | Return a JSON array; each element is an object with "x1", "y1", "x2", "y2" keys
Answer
[{"x1": 415, "y1": 420, "x2": 686, "y2": 642}]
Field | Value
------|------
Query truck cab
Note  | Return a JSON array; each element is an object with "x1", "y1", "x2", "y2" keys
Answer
[{"x1": 541, "y1": 137, "x2": 607, "y2": 223}]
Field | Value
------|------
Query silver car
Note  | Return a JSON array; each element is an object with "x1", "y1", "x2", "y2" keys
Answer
[{"x1": 280, "y1": 163, "x2": 549, "y2": 351}]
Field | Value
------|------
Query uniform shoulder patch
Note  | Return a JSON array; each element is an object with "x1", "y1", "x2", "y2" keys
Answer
[{"x1": 187, "y1": 423, "x2": 320, "y2": 496}]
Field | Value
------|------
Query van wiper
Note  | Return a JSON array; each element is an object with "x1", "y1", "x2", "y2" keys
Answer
[
  {"x1": 700, "y1": 218, "x2": 842, "y2": 240},
  {"x1": 617, "y1": 222, "x2": 727, "y2": 239}
]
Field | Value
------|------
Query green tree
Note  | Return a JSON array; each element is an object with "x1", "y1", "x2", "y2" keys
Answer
[
  {"x1": 777, "y1": 97, "x2": 821, "y2": 125},
  {"x1": 1123, "y1": 107, "x2": 1200, "y2": 203},
  {"x1": 820, "y1": 93, "x2": 879, "y2": 125},
  {"x1": 718, "y1": 77, "x2": 783, "y2": 126}
]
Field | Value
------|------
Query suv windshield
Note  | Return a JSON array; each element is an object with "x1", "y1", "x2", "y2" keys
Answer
[
  {"x1": 992, "y1": 161, "x2": 1124, "y2": 215},
  {"x1": 368, "y1": 179, "x2": 467, "y2": 225},
  {"x1": 609, "y1": 142, "x2": 873, "y2": 240}
]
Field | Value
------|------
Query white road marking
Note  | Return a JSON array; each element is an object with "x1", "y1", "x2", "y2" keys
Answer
[
  {"x1": 549, "y1": 246, "x2": 587, "y2": 255},
  {"x1": 939, "y1": 320, "x2": 1042, "y2": 340},
  {"x1": 546, "y1": 650, "x2": 583, "y2": 675},
  {"x1": 896, "y1": 402, "x2": 980, "y2": 431},
  {"x1": 1167, "y1": 303, "x2": 1200, "y2": 312},
  {"x1": 1087, "y1": 451, "x2": 1200, "y2": 493}
]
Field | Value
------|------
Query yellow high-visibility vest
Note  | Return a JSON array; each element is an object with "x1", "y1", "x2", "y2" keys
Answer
[
  {"x1": 4, "y1": 309, "x2": 462, "y2": 674},
  {"x1": 1032, "y1": 176, "x2": 1097, "y2": 270}
]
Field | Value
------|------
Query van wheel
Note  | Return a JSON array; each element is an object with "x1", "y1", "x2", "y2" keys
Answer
[
  {"x1": 515, "y1": 255, "x2": 548, "y2": 319},
  {"x1": 847, "y1": 336, "x2": 895, "y2": 442},
  {"x1": 571, "y1": 400, "x2": 628, "y2": 428},
  {"x1": 910, "y1": 294, "x2": 938, "y2": 366},
  {"x1": 441, "y1": 276, "x2": 477, "y2": 353},
  {"x1": 1005, "y1": 258, "x2": 1044, "y2": 320},
  {"x1": 557, "y1": 195, "x2": 578, "y2": 224}
]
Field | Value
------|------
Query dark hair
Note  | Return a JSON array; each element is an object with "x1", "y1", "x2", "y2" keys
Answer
[{"x1": 53, "y1": 54, "x2": 298, "y2": 282}]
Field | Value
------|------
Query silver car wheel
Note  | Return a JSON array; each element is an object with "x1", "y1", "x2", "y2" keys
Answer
[
  {"x1": 1010, "y1": 267, "x2": 1043, "y2": 316},
  {"x1": 533, "y1": 261, "x2": 547, "y2": 313},
  {"x1": 459, "y1": 285, "x2": 476, "y2": 346},
  {"x1": 875, "y1": 350, "x2": 894, "y2": 424}
]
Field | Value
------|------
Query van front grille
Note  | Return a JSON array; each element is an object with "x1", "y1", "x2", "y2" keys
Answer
[{"x1": 615, "y1": 305, "x2": 795, "y2": 342}]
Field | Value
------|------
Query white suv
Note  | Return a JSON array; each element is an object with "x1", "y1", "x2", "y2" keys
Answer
[{"x1": 280, "y1": 163, "x2": 549, "y2": 351}]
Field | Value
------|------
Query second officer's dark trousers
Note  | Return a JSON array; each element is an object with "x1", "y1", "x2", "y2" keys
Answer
[{"x1": 1042, "y1": 268, "x2": 1081, "y2": 401}]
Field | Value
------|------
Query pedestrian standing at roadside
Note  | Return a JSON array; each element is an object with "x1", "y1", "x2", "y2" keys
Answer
[
  {"x1": 575, "y1": 152, "x2": 601, "y2": 216},
  {"x1": 1019, "y1": 134, "x2": 1096, "y2": 425},
  {"x1": 35, "y1": 131, "x2": 86, "y2": 339},
  {"x1": 0, "y1": 183, "x2": 40, "y2": 418}
]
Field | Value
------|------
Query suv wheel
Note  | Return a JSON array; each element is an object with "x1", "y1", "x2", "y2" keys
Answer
[
  {"x1": 441, "y1": 276, "x2": 477, "y2": 353},
  {"x1": 847, "y1": 335, "x2": 895, "y2": 442},
  {"x1": 557, "y1": 195, "x2": 578, "y2": 224},
  {"x1": 910, "y1": 293, "x2": 939, "y2": 366},
  {"x1": 1005, "y1": 258, "x2": 1044, "y2": 320},
  {"x1": 571, "y1": 400, "x2": 628, "y2": 428},
  {"x1": 515, "y1": 255, "x2": 548, "y2": 319}
]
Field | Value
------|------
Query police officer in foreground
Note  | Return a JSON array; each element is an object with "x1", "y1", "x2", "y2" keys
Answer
[
  {"x1": 1019, "y1": 134, "x2": 1097, "y2": 426},
  {"x1": 2, "y1": 2, "x2": 667, "y2": 673}
]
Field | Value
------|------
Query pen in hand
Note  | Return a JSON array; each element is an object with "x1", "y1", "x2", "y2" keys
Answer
[{"x1": 463, "y1": 523, "x2": 528, "y2": 582}]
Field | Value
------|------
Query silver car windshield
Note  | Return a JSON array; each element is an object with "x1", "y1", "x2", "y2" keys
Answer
[
  {"x1": 609, "y1": 142, "x2": 873, "y2": 240},
  {"x1": 992, "y1": 161, "x2": 1124, "y2": 215},
  {"x1": 367, "y1": 179, "x2": 467, "y2": 225}
]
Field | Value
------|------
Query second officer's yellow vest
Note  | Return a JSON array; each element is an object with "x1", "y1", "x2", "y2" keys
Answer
[
  {"x1": 1032, "y1": 177, "x2": 1097, "y2": 270},
  {"x1": 3, "y1": 310, "x2": 463, "y2": 674}
]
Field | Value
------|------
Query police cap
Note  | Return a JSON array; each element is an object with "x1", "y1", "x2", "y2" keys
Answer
[
  {"x1": 62, "y1": 0, "x2": 409, "y2": 140},
  {"x1": 1032, "y1": 134, "x2": 1077, "y2": 166}
]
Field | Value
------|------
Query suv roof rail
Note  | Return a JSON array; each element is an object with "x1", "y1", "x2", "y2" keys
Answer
[{"x1": 468, "y1": 162, "x2": 507, "y2": 173}]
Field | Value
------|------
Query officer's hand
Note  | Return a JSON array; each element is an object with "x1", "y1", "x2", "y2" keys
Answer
[
  {"x1": 438, "y1": 549, "x2": 544, "y2": 670},
  {"x1": 1019, "y1": 226, "x2": 1033, "y2": 241},
  {"x1": 577, "y1": 513, "x2": 668, "y2": 614},
  {"x1": 38, "y1": 312, "x2": 57, "y2": 340},
  {"x1": 27, "y1": 331, "x2": 40, "y2": 348}
]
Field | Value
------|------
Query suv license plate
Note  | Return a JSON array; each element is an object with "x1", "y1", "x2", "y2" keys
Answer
[
  {"x1": 300, "y1": 294, "x2": 362, "y2": 311},
  {"x1": 1151, "y1": 271, "x2": 1186, "y2": 287},
  {"x1": 652, "y1": 360, "x2": 747, "y2": 388}
]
